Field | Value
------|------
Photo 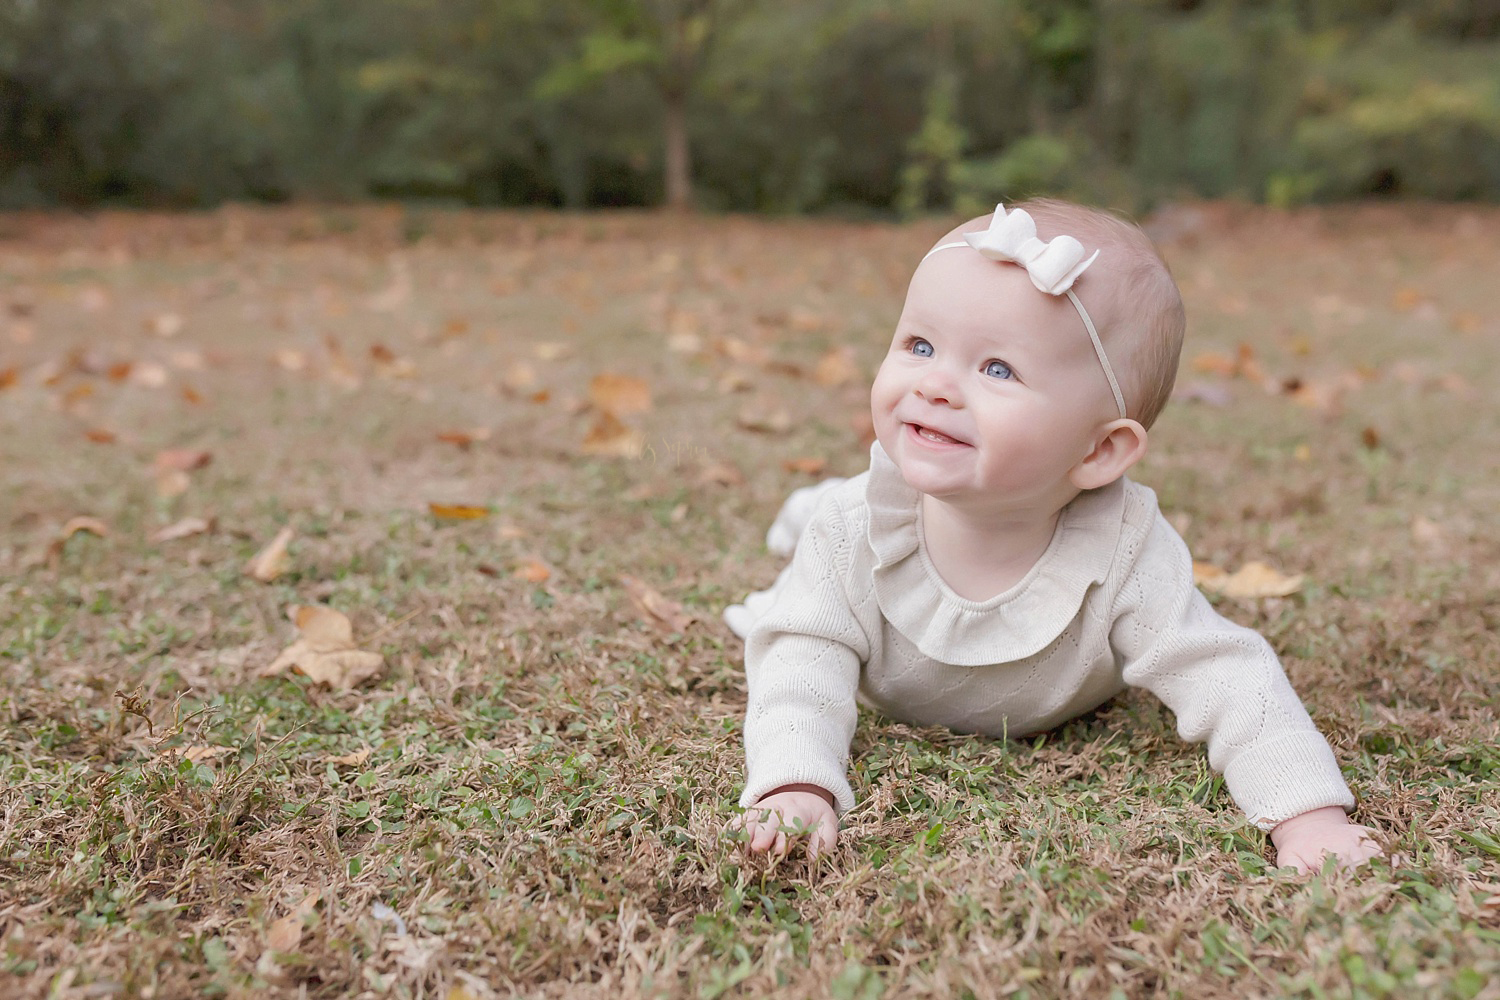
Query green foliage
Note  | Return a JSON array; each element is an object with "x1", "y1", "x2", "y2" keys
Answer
[{"x1": 1, "y1": 0, "x2": 1497, "y2": 209}]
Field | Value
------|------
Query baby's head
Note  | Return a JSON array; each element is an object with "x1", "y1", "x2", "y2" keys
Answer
[
  {"x1": 992, "y1": 198, "x2": 1186, "y2": 430},
  {"x1": 870, "y1": 199, "x2": 1186, "y2": 510}
]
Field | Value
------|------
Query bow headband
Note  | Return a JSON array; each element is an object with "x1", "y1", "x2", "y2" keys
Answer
[{"x1": 922, "y1": 204, "x2": 1127, "y2": 419}]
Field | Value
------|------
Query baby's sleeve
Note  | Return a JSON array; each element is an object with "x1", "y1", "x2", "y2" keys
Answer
[
  {"x1": 1110, "y1": 512, "x2": 1355, "y2": 831},
  {"x1": 740, "y1": 495, "x2": 870, "y2": 815}
]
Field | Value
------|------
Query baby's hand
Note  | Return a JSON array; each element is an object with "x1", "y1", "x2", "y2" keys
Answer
[
  {"x1": 1270, "y1": 806, "x2": 1385, "y2": 874},
  {"x1": 738, "y1": 784, "x2": 838, "y2": 858}
]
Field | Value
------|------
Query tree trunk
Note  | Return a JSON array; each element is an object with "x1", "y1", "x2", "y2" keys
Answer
[{"x1": 663, "y1": 87, "x2": 693, "y2": 211}]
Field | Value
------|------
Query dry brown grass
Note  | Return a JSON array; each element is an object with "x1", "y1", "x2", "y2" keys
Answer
[{"x1": 1, "y1": 202, "x2": 1498, "y2": 999}]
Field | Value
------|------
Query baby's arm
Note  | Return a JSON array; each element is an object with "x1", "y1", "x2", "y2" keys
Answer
[
  {"x1": 1111, "y1": 507, "x2": 1386, "y2": 867},
  {"x1": 738, "y1": 492, "x2": 870, "y2": 854}
]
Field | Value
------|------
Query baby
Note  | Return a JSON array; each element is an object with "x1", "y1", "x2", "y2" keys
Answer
[{"x1": 727, "y1": 199, "x2": 1384, "y2": 873}]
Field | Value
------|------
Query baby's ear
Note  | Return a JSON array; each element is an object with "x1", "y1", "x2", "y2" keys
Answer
[{"x1": 1070, "y1": 419, "x2": 1148, "y2": 491}]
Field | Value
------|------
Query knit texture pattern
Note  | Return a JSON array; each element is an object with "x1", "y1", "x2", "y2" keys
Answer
[{"x1": 739, "y1": 443, "x2": 1354, "y2": 830}]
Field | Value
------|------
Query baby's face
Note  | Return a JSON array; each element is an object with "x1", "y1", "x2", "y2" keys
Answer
[{"x1": 870, "y1": 250, "x2": 1120, "y2": 512}]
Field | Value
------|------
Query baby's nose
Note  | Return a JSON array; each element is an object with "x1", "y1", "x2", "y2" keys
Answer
[{"x1": 915, "y1": 370, "x2": 963, "y2": 407}]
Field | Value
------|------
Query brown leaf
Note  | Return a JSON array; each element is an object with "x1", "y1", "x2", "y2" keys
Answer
[
  {"x1": 736, "y1": 404, "x2": 792, "y2": 434},
  {"x1": 1196, "y1": 560, "x2": 1304, "y2": 599},
  {"x1": 589, "y1": 374, "x2": 652, "y2": 415},
  {"x1": 1360, "y1": 426, "x2": 1382, "y2": 450},
  {"x1": 620, "y1": 575, "x2": 694, "y2": 632},
  {"x1": 245, "y1": 526, "x2": 294, "y2": 582},
  {"x1": 0, "y1": 367, "x2": 16, "y2": 390},
  {"x1": 150, "y1": 516, "x2": 214, "y2": 543},
  {"x1": 129, "y1": 361, "x2": 170, "y2": 388},
  {"x1": 1391, "y1": 287, "x2": 1423, "y2": 312},
  {"x1": 84, "y1": 428, "x2": 117, "y2": 444},
  {"x1": 429, "y1": 503, "x2": 491, "y2": 520},
  {"x1": 148, "y1": 312, "x2": 184, "y2": 338},
  {"x1": 59, "y1": 516, "x2": 110, "y2": 542},
  {"x1": 107, "y1": 361, "x2": 133, "y2": 382},
  {"x1": 275, "y1": 348, "x2": 308, "y2": 372},
  {"x1": 580, "y1": 411, "x2": 645, "y2": 458},
  {"x1": 502, "y1": 362, "x2": 537, "y2": 391},
  {"x1": 155, "y1": 470, "x2": 191, "y2": 499},
  {"x1": 783, "y1": 456, "x2": 828, "y2": 476},
  {"x1": 812, "y1": 346, "x2": 861, "y2": 387},
  {"x1": 182, "y1": 745, "x2": 236, "y2": 763},
  {"x1": 514, "y1": 558, "x2": 551, "y2": 584},
  {"x1": 265, "y1": 891, "x2": 321, "y2": 955},
  {"x1": 154, "y1": 449, "x2": 213, "y2": 473},
  {"x1": 436, "y1": 428, "x2": 490, "y2": 449},
  {"x1": 259, "y1": 605, "x2": 385, "y2": 690},
  {"x1": 697, "y1": 462, "x2": 745, "y2": 488},
  {"x1": 181, "y1": 385, "x2": 204, "y2": 405},
  {"x1": 328, "y1": 747, "x2": 372, "y2": 767}
]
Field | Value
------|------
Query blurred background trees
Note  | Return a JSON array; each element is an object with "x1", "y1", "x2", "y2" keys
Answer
[{"x1": 2, "y1": 0, "x2": 1497, "y2": 211}]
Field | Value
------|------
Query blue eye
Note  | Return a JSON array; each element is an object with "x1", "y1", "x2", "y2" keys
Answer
[
  {"x1": 909, "y1": 339, "x2": 934, "y2": 358},
  {"x1": 984, "y1": 360, "x2": 1014, "y2": 380}
]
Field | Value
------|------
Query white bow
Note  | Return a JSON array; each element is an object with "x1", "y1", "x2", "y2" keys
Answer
[{"x1": 962, "y1": 204, "x2": 1099, "y2": 296}]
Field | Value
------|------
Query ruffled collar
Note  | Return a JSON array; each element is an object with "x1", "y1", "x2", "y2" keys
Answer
[{"x1": 865, "y1": 441, "x2": 1125, "y2": 665}]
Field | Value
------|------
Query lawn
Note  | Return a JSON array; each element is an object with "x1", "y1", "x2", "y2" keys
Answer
[{"x1": 1, "y1": 202, "x2": 1498, "y2": 999}]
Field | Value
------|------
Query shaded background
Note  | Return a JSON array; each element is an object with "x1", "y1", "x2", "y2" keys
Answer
[{"x1": 3, "y1": 0, "x2": 1499, "y2": 213}]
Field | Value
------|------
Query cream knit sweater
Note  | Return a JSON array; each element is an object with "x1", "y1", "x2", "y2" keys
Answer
[{"x1": 736, "y1": 442, "x2": 1355, "y2": 831}]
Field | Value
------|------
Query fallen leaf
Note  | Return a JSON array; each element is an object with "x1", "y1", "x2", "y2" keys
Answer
[
  {"x1": 1410, "y1": 515, "x2": 1446, "y2": 548},
  {"x1": 812, "y1": 346, "x2": 860, "y2": 387},
  {"x1": 1360, "y1": 426, "x2": 1382, "y2": 450},
  {"x1": 41, "y1": 516, "x2": 111, "y2": 568},
  {"x1": 620, "y1": 575, "x2": 694, "y2": 632},
  {"x1": 245, "y1": 526, "x2": 294, "y2": 582},
  {"x1": 182, "y1": 745, "x2": 236, "y2": 763},
  {"x1": 0, "y1": 367, "x2": 16, "y2": 390},
  {"x1": 328, "y1": 747, "x2": 372, "y2": 767},
  {"x1": 155, "y1": 470, "x2": 191, "y2": 498},
  {"x1": 589, "y1": 374, "x2": 652, "y2": 415},
  {"x1": 275, "y1": 348, "x2": 308, "y2": 372},
  {"x1": 496, "y1": 522, "x2": 527, "y2": 541},
  {"x1": 1196, "y1": 560, "x2": 1304, "y2": 599},
  {"x1": 265, "y1": 891, "x2": 321, "y2": 955},
  {"x1": 371, "y1": 343, "x2": 416, "y2": 379},
  {"x1": 181, "y1": 385, "x2": 204, "y2": 405},
  {"x1": 130, "y1": 361, "x2": 170, "y2": 388},
  {"x1": 503, "y1": 362, "x2": 538, "y2": 391},
  {"x1": 436, "y1": 428, "x2": 491, "y2": 449},
  {"x1": 580, "y1": 411, "x2": 645, "y2": 458},
  {"x1": 1188, "y1": 355, "x2": 1236, "y2": 379},
  {"x1": 258, "y1": 605, "x2": 385, "y2": 690},
  {"x1": 154, "y1": 449, "x2": 213, "y2": 473},
  {"x1": 148, "y1": 312, "x2": 184, "y2": 338},
  {"x1": 150, "y1": 516, "x2": 214, "y2": 543},
  {"x1": 783, "y1": 456, "x2": 828, "y2": 476},
  {"x1": 429, "y1": 503, "x2": 491, "y2": 520},
  {"x1": 533, "y1": 342, "x2": 571, "y2": 362},
  {"x1": 1391, "y1": 287, "x2": 1423, "y2": 312},
  {"x1": 716, "y1": 372, "x2": 754, "y2": 394},
  {"x1": 697, "y1": 463, "x2": 745, "y2": 488},
  {"x1": 1449, "y1": 311, "x2": 1481, "y2": 334},
  {"x1": 84, "y1": 428, "x2": 117, "y2": 444},
  {"x1": 514, "y1": 558, "x2": 551, "y2": 584},
  {"x1": 169, "y1": 350, "x2": 206, "y2": 371},
  {"x1": 107, "y1": 361, "x2": 133, "y2": 382},
  {"x1": 737, "y1": 404, "x2": 792, "y2": 434}
]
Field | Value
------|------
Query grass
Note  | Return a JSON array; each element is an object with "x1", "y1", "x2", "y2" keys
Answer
[{"x1": 1, "y1": 202, "x2": 1498, "y2": 999}]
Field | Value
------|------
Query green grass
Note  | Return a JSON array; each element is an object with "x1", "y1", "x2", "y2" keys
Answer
[{"x1": 1, "y1": 204, "x2": 1498, "y2": 998}]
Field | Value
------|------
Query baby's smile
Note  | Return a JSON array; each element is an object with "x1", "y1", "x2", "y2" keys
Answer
[{"x1": 906, "y1": 421, "x2": 970, "y2": 448}]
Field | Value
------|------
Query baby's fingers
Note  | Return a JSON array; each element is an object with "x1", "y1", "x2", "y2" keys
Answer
[
  {"x1": 744, "y1": 810, "x2": 782, "y2": 854},
  {"x1": 807, "y1": 812, "x2": 838, "y2": 859}
]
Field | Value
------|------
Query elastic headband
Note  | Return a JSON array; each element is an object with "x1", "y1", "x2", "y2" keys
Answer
[{"x1": 921, "y1": 205, "x2": 1128, "y2": 419}]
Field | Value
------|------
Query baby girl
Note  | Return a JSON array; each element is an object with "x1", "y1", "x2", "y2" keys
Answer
[{"x1": 726, "y1": 199, "x2": 1384, "y2": 873}]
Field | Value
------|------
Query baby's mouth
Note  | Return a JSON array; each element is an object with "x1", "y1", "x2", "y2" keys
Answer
[{"x1": 908, "y1": 422, "x2": 967, "y2": 446}]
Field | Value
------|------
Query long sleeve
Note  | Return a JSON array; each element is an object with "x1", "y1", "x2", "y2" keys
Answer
[
  {"x1": 1110, "y1": 512, "x2": 1355, "y2": 830},
  {"x1": 741, "y1": 495, "x2": 870, "y2": 815}
]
